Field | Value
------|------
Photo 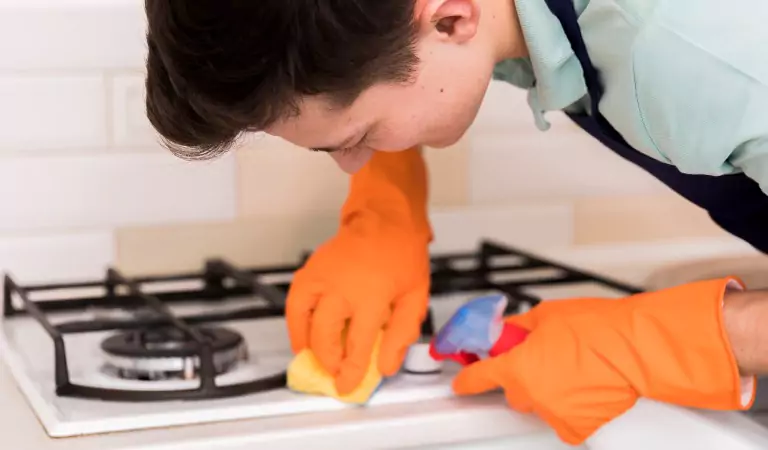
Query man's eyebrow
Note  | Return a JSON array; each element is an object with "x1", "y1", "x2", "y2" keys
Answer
[
  {"x1": 310, "y1": 146, "x2": 336, "y2": 153},
  {"x1": 309, "y1": 132, "x2": 360, "y2": 153}
]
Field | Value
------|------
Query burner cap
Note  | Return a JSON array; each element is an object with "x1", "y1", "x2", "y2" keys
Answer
[{"x1": 100, "y1": 326, "x2": 247, "y2": 381}]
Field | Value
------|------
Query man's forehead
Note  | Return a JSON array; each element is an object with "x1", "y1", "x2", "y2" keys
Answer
[
  {"x1": 267, "y1": 97, "x2": 330, "y2": 130},
  {"x1": 266, "y1": 98, "x2": 357, "y2": 148}
]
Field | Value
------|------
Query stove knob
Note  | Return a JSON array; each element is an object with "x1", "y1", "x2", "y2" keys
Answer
[{"x1": 402, "y1": 341, "x2": 443, "y2": 374}]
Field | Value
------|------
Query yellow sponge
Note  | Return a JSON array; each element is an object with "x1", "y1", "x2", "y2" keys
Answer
[{"x1": 286, "y1": 333, "x2": 383, "y2": 405}]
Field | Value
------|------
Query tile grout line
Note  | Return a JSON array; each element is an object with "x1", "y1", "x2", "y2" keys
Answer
[{"x1": 103, "y1": 71, "x2": 116, "y2": 148}]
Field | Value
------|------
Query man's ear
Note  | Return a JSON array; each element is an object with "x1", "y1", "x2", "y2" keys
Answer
[{"x1": 414, "y1": 0, "x2": 481, "y2": 43}]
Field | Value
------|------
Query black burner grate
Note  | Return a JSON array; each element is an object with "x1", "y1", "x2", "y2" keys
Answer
[{"x1": 1, "y1": 240, "x2": 641, "y2": 402}]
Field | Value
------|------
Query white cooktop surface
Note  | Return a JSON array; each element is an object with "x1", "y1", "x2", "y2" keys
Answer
[
  {"x1": 0, "y1": 262, "x2": 635, "y2": 439},
  {"x1": 0, "y1": 287, "x2": 467, "y2": 437},
  {"x1": 3, "y1": 236, "x2": 768, "y2": 449}
]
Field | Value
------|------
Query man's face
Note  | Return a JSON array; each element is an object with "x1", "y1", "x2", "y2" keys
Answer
[{"x1": 266, "y1": 0, "x2": 499, "y2": 173}]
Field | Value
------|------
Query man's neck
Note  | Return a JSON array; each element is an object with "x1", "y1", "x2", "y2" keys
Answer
[{"x1": 491, "y1": 0, "x2": 528, "y2": 61}]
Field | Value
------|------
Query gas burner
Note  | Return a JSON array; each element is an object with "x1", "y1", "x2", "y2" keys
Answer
[{"x1": 100, "y1": 326, "x2": 248, "y2": 381}]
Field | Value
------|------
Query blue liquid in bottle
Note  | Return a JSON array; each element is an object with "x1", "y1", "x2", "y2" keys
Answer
[{"x1": 433, "y1": 294, "x2": 508, "y2": 358}]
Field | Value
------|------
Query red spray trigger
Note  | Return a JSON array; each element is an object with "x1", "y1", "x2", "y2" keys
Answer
[{"x1": 428, "y1": 294, "x2": 530, "y2": 366}]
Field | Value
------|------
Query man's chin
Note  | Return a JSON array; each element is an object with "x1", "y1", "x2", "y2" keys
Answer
[{"x1": 425, "y1": 134, "x2": 464, "y2": 149}]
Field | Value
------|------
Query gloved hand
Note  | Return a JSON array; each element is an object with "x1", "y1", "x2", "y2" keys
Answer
[
  {"x1": 286, "y1": 147, "x2": 432, "y2": 395},
  {"x1": 452, "y1": 277, "x2": 756, "y2": 445}
]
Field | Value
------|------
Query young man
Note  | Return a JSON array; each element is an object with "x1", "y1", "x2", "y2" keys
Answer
[{"x1": 144, "y1": 0, "x2": 768, "y2": 444}]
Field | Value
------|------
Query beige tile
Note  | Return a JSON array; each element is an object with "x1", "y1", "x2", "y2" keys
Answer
[
  {"x1": 573, "y1": 194, "x2": 728, "y2": 244},
  {"x1": 468, "y1": 131, "x2": 669, "y2": 204},
  {"x1": 236, "y1": 134, "x2": 470, "y2": 218},
  {"x1": 471, "y1": 80, "x2": 582, "y2": 135},
  {"x1": 236, "y1": 135, "x2": 350, "y2": 217},
  {"x1": 115, "y1": 202, "x2": 572, "y2": 276},
  {"x1": 115, "y1": 216, "x2": 338, "y2": 276},
  {"x1": 429, "y1": 204, "x2": 573, "y2": 252},
  {"x1": 645, "y1": 254, "x2": 768, "y2": 290},
  {"x1": 423, "y1": 139, "x2": 470, "y2": 207}
]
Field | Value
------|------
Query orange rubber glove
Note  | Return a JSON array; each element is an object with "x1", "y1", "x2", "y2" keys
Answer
[
  {"x1": 452, "y1": 277, "x2": 756, "y2": 445},
  {"x1": 286, "y1": 147, "x2": 432, "y2": 395}
]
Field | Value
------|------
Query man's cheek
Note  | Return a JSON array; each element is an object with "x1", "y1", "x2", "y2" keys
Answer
[{"x1": 375, "y1": 131, "x2": 423, "y2": 152}]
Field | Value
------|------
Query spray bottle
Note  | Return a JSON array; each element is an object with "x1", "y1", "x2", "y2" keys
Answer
[{"x1": 429, "y1": 294, "x2": 530, "y2": 366}]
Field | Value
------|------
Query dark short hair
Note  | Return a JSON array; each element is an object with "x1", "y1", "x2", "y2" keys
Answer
[{"x1": 144, "y1": 1, "x2": 420, "y2": 160}]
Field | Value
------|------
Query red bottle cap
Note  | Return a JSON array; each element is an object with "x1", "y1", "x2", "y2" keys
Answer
[{"x1": 488, "y1": 322, "x2": 530, "y2": 357}]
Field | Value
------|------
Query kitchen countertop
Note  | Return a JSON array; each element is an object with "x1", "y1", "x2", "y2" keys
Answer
[{"x1": 3, "y1": 237, "x2": 768, "y2": 450}]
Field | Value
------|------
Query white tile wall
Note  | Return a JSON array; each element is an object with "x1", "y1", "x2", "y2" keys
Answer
[
  {"x1": 0, "y1": 2, "x2": 244, "y2": 281},
  {"x1": 0, "y1": 153, "x2": 237, "y2": 232},
  {"x1": 468, "y1": 131, "x2": 669, "y2": 202},
  {"x1": 112, "y1": 73, "x2": 157, "y2": 148},
  {"x1": 0, "y1": 75, "x2": 108, "y2": 152},
  {"x1": 467, "y1": 81, "x2": 670, "y2": 203},
  {"x1": 0, "y1": 1, "x2": 146, "y2": 71},
  {"x1": 0, "y1": 1, "x2": 700, "y2": 285},
  {"x1": 0, "y1": 230, "x2": 114, "y2": 283}
]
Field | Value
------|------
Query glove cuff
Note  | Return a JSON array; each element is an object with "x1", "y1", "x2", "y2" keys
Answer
[
  {"x1": 720, "y1": 279, "x2": 756, "y2": 409},
  {"x1": 623, "y1": 276, "x2": 755, "y2": 411}
]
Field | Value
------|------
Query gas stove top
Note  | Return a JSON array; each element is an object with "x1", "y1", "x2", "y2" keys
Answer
[{"x1": 0, "y1": 240, "x2": 640, "y2": 438}]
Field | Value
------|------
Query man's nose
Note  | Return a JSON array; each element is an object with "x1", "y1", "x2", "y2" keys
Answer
[{"x1": 329, "y1": 148, "x2": 374, "y2": 174}]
